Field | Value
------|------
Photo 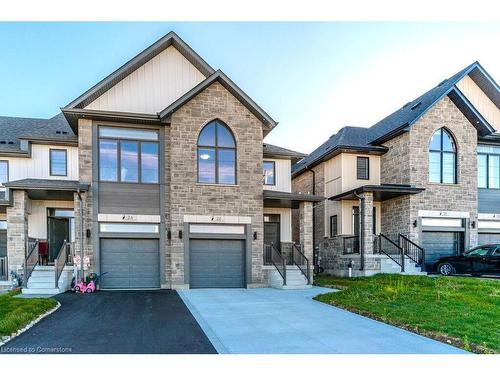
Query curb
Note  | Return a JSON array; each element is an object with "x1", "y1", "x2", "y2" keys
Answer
[{"x1": 0, "y1": 301, "x2": 61, "y2": 347}]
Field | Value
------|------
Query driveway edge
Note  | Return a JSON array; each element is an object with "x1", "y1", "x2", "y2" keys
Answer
[
  {"x1": 177, "y1": 291, "x2": 228, "y2": 354},
  {"x1": 0, "y1": 301, "x2": 61, "y2": 348}
]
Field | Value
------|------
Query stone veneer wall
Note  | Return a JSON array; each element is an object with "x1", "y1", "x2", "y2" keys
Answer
[
  {"x1": 291, "y1": 164, "x2": 325, "y2": 247},
  {"x1": 6, "y1": 190, "x2": 29, "y2": 277},
  {"x1": 381, "y1": 96, "x2": 478, "y2": 246},
  {"x1": 74, "y1": 119, "x2": 94, "y2": 268},
  {"x1": 319, "y1": 237, "x2": 382, "y2": 277},
  {"x1": 168, "y1": 81, "x2": 265, "y2": 288}
]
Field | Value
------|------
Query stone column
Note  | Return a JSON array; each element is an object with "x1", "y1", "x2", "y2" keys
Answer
[
  {"x1": 6, "y1": 190, "x2": 29, "y2": 279},
  {"x1": 360, "y1": 192, "x2": 374, "y2": 255},
  {"x1": 299, "y1": 201, "x2": 313, "y2": 279}
]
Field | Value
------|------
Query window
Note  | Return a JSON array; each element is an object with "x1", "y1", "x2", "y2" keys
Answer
[
  {"x1": 330, "y1": 215, "x2": 338, "y2": 237},
  {"x1": 98, "y1": 127, "x2": 159, "y2": 183},
  {"x1": 197, "y1": 120, "x2": 236, "y2": 184},
  {"x1": 356, "y1": 157, "x2": 369, "y2": 180},
  {"x1": 465, "y1": 247, "x2": 491, "y2": 257},
  {"x1": 0, "y1": 221, "x2": 6, "y2": 230},
  {"x1": 0, "y1": 161, "x2": 8, "y2": 185},
  {"x1": 263, "y1": 161, "x2": 276, "y2": 185},
  {"x1": 477, "y1": 145, "x2": 500, "y2": 189},
  {"x1": 492, "y1": 247, "x2": 500, "y2": 256},
  {"x1": 352, "y1": 206, "x2": 360, "y2": 236},
  {"x1": 373, "y1": 207, "x2": 377, "y2": 235},
  {"x1": 50, "y1": 149, "x2": 67, "y2": 176},
  {"x1": 429, "y1": 128, "x2": 457, "y2": 184},
  {"x1": 100, "y1": 223, "x2": 159, "y2": 233}
]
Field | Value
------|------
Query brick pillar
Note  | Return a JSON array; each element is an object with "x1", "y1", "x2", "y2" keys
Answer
[
  {"x1": 299, "y1": 201, "x2": 313, "y2": 272},
  {"x1": 7, "y1": 190, "x2": 29, "y2": 279},
  {"x1": 360, "y1": 192, "x2": 374, "y2": 255}
]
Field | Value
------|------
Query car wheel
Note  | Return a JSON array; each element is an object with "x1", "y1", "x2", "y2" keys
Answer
[{"x1": 438, "y1": 263, "x2": 455, "y2": 276}]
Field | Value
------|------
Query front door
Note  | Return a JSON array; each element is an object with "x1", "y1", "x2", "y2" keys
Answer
[
  {"x1": 48, "y1": 217, "x2": 69, "y2": 262},
  {"x1": 264, "y1": 214, "x2": 280, "y2": 249}
]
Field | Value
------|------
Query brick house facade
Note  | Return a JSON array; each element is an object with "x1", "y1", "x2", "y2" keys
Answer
[{"x1": 292, "y1": 62, "x2": 500, "y2": 277}]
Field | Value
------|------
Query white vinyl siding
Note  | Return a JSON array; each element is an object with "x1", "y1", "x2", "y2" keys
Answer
[
  {"x1": 263, "y1": 158, "x2": 291, "y2": 193},
  {"x1": 85, "y1": 46, "x2": 205, "y2": 114},
  {"x1": 263, "y1": 207, "x2": 292, "y2": 242},
  {"x1": 28, "y1": 200, "x2": 74, "y2": 240},
  {"x1": 457, "y1": 75, "x2": 500, "y2": 133},
  {"x1": 1, "y1": 145, "x2": 78, "y2": 181}
]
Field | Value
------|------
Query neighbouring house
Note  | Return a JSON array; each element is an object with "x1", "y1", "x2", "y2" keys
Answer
[
  {"x1": 0, "y1": 32, "x2": 320, "y2": 293},
  {"x1": 292, "y1": 62, "x2": 500, "y2": 277}
]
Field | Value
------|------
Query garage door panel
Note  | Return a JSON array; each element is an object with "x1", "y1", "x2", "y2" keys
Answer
[
  {"x1": 478, "y1": 233, "x2": 500, "y2": 245},
  {"x1": 190, "y1": 239, "x2": 245, "y2": 288},
  {"x1": 422, "y1": 231, "x2": 461, "y2": 266},
  {"x1": 101, "y1": 238, "x2": 160, "y2": 289}
]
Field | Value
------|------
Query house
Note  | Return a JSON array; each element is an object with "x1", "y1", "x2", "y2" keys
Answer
[
  {"x1": 0, "y1": 32, "x2": 320, "y2": 293},
  {"x1": 292, "y1": 62, "x2": 500, "y2": 276}
]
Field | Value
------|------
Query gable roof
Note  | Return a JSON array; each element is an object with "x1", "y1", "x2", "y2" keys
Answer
[
  {"x1": 367, "y1": 61, "x2": 496, "y2": 145},
  {"x1": 0, "y1": 113, "x2": 76, "y2": 155},
  {"x1": 158, "y1": 70, "x2": 278, "y2": 134},
  {"x1": 293, "y1": 61, "x2": 500, "y2": 177},
  {"x1": 63, "y1": 31, "x2": 215, "y2": 110},
  {"x1": 291, "y1": 127, "x2": 387, "y2": 175}
]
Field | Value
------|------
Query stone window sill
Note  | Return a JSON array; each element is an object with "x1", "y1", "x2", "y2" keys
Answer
[
  {"x1": 427, "y1": 182, "x2": 460, "y2": 187},
  {"x1": 195, "y1": 183, "x2": 239, "y2": 187}
]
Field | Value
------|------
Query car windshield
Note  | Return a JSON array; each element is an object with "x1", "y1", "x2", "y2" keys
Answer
[{"x1": 464, "y1": 247, "x2": 492, "y2": 256}]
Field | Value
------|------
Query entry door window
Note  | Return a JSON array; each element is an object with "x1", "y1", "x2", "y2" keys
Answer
[
  {"x1": 264, "y1": 214, "x2": 281, "y2": 249},
  {"x1": 352, "y1": 206, "x2": 360, "y2": 236}
]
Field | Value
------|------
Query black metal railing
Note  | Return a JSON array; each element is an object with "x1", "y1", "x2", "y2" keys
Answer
[
  {"x1": 263, "y1": 243, "x2": 274, "y2": 265},
  {"x1": 264, "y1": 243, "x2": 286, "y2": 285},
  {"x1": 291, "y1": 243, "x2": 310, "y2": 284},
  {"x1": 54, "y1": 240, "x2": 69, "y2": 288},
  {"x1": 374, "y1": 233, "x2": 404, "y2": 272},
  {"x1": 399, "y1": 234, "x2": 426, "y2": 271},
  {"x1": 342, "y1": 235, "x2": 360, "y2": 254},
  {"x1": 24, "y1": 239, "x2": 39, "y2": 286},
  {"x1": 0, "y1": 256, "x2": 7, "y2": 281}
]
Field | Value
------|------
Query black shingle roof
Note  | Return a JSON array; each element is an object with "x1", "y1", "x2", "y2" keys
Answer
[
  {"x1": 292, "y1": 62, "x2": 498, "y2": 176},
  {"x1": 263, "y1": 143, "x2": 306, "y2": 160},
  {"x1": 0, "y1": 113, "x2": 76, "y2": 153},
  {"x1": 366, "y1": 63, "x2": 476, "y2": 144},
  {"x1": 291, "y1": 127, "x2": 386, "y2": 174}
]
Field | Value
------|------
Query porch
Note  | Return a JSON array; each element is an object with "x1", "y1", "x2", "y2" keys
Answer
[
  {"x1": 322, "y1": 184, "x2": 426, "y2": 277},
  {"x1": 263, "y1": 190, "x2": 323, "y2": 288},
  {"x1": 1, "y1": 179, "x2": 88, "y2": 292}
]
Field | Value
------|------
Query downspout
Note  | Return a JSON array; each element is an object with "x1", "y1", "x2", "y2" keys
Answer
[
  {"x1": 76, "y1": 189, "x2": 85, "y2": 282},
  {"x1": 353, "y1": 191, "x2": 365, "y2": 271}
]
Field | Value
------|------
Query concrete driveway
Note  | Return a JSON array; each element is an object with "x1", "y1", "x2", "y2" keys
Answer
[
  {"x1": 179, "y1": 287, "x2": 467, "y2": 354},
  {"x1": 2, "y1": 290, "x2": 216, "y2": 354}
]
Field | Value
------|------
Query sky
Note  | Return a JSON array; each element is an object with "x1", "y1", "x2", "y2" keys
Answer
[{"x1": 0, "y1": 22, "x2": 499, "y2": 153}]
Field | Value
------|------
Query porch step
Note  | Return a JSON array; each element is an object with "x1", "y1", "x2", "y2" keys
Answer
[
  {"x1": 22, "y1": 265, "x2": 73, "y2": 296},
  {"x1": 269, "y1": 266, "x2": 312, "y2": 290},
  {"x1": 380, "y1": 257, "x2": 427, "y2": 275}
]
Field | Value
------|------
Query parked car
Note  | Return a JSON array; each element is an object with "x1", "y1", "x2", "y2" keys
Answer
[{"x1": 433, "y1": 244, "x2": 500, "y2": 276}]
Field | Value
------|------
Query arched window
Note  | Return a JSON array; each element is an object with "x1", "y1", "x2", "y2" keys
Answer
[
  {"x1": 429, "y1": 128, "x2": 457, "y2": 184},
  {"x1": 197, "y1": 120, "x2": 236, "y2": 184}
]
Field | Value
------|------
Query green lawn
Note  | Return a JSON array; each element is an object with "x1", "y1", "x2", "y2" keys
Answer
[
  {"x1": 313, "y1": 274, "x2": 500, "y2": 353},
  {"x1": 0, "y1": 290, "x2": 58, "y2": 337}
]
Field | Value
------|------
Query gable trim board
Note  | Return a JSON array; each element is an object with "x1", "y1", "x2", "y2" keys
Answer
[{"x1": 63, "y1": 32, "x2": 214, "y2": 111}]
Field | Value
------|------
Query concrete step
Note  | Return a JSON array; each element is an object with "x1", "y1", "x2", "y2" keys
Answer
[
  {"x1": 27, "y1": 280, "x2": 57, "y2": 289},
  {"x1": 21, "y1": 287, "x2": 60, "y2": 296}
]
